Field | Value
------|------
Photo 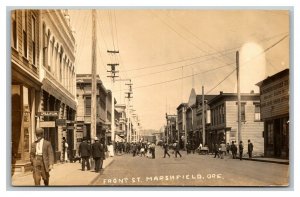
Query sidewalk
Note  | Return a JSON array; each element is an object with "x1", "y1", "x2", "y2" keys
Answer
[
  {"x1": 241, "y1": 157, "x2": 289, "y2": 165},
  {"x1": 11, "y1": 157, "x2": 114, "y2": 186}
]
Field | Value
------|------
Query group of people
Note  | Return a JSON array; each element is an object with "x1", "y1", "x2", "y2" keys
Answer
[
  {"x1": 79, "y1": 137, "x2": 106, "y2": 172},
  {"x1": 113, "y1": 141, "x2": 156, "y2": 159},
  {"x1": 213, "y1": 139, "x2": 254, "y2": 160},
  {"x1": 163, "y1": 141, "x2": 182, "y2": 158}
]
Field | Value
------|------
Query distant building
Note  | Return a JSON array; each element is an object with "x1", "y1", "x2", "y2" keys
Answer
[
  {"x1": 176, "y1": 103, "x2": 187, "y2": 148},
  {"x1": 256, "y1": 69, "x2": 289, "y2": 158},
  {"x1": 207, "y1": 92, "x2": 264, "y2": 155},
  {"x1": 165, "y1": 114, "x2": 177, "y2": 144},
  {"x1": 115, "y1": 104, "x2": 127, "y2": 142},
  {"x1": 76, "y1": 74, "x2": 112, "y2": 148}
]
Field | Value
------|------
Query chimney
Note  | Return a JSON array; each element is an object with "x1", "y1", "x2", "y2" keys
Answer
[
  {"x1": 250, "y1": 90, "x2": 254, "y2": 94},
  {"x1": 220, "y1": 91, "x2": 223, "y2": 95}
]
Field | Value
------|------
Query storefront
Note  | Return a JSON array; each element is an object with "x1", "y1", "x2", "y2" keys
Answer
[
  {"x1": 12, "y1": 64, "x2": 41, "y2": 174},
  {"x1": 256, "y1": 69, "x2": 289, "y2": 159}
]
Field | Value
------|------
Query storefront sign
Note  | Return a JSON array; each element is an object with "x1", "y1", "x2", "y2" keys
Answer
[
  {"x1": 38, "y1": 111, "x2": 59, "y2": 117},
  {"x1": 40, "y1": 121, "x2": 56, "y2": 128},
  {"x1": 56, "y1": 119, "x2": 66, "y2": 126},
  {"x1": 67, "y1": 126, "x2": 75, "y2": 130}
]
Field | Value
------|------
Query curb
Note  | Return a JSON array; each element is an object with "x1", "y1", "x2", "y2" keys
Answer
[
  {"x1": 89, "y1": 158, "x2": 115, "y2": 185},
  {"x1": 241, "y1": 158, "x2": 289, "y2": 165}
]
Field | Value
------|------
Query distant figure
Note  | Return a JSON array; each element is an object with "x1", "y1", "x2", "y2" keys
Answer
[
  {"x1": 174, "y1": 141, "x2": 182, "y2": 158},
  {"x1": 226, "y1": 143, "x2": 230, "y2": 155},
  {"x1": 247, "y1": 139, "x2": 254, "y2": 159},
  {"x1": 214, "y1": 143, "x2": 220, "y2": 158},
  {"x1": 30, "y1": 128, "x2": 54, "y2": 186},
  {"x1": 231, "y1": 141, "x2": 237, "y2": 159},
  {"x1": 163, "y1": 142, "x2": 170, "y2": 158},
  {"x1": 150, "y1": 142, "x2": 156, "y2": 159},
  {"x1": 220, "y1": 141, "x2": 226, "y2": 159},
  {"x1": 239, "y1": 141, "x2": 244, "y2": 160},
  {"x1": 79, "y1": 137, "x2": 91, "y2": 171}
]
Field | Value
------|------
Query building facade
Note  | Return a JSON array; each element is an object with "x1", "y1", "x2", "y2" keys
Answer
[
  {"x1": 256, "y1": 69, "x2": 289, "y2": 159},
  {"x1": 208, "y1": 92, "x2": 264, "y2": 155},
  {"x1": 39, "y1": 10, "x2": 77, "y2": 163},
  {"x1": 176, "y1": 103, "x2": 187, "y2": 149},
  {"x1": 165, "y1": 114, "x2": 177, "y2": 144},
  {"x1": 115, "y1": 104, "x2": 127, "y2": 142},
  {"x1": 11, "y1": 10, "x2": 42, "y2": 174},
  {"x1": 76, "y1": 74, "x2": 111, "y2": 149}
]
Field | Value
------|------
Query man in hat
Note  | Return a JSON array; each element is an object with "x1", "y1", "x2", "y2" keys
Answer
[
  {"x1": 79, "y1": 137, "x2": 91, "y2": 171},
  {"x1": 174, "y1": 140, "x2": 182, "y2": 158},
  {"x1": 91, "y1": 137, "x2": 104, "y2": 172},
  {"x1": 30, "y1": 128, "x2": 54, "y2": 186}
]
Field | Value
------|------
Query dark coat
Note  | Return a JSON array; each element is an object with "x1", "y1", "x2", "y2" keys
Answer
[
  {"x1": 79, "y1": 141, "x2": 91, "y2": 157},
  {"x1": 92, "y1": 141, "x2": 105, "y2": 159},
  {"x1": 30, "y1": 139, "x2": 54, "y2": 172},
  {"x1": 248, "y1": 143, "x2": 254, "y2": 152}
]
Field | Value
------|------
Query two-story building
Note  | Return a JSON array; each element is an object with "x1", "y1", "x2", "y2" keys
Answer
[
  {"x1": 11, "y1": 10, "x2": 42, "y2": 174},
  {"x1": 256, "y1": 69, "x2": 289, "y2": 159},
  {"x1": 115, "y1": 104, "x2": 127, "y2": 142},
  {"x1": 76, "y1": 74, "x2": 113, "y2": 148},
  {"x1": 176, "y1": 103, "x2": 187, "y2": 149},
  {"x1": 207, "y1": 92, "x2": 264, "y2": 155},
  {"x1": 165, "y1": 114, "x2": 177, "y2": 144}
]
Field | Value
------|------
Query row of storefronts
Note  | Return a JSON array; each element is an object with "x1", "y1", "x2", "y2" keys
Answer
[
  {"x1": 171, "y1": 69, "x2": 289, "y2": 159},
  {"x1": 11, "y1": 10, "x2": 77, "y2": 174}
]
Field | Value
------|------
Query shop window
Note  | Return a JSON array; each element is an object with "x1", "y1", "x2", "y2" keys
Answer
[
  {"x1": 267, "y1": 122, "x2": 274, "y2": 145},
  {"x1": 241, "y1": 103, "x2": 246, "y2": 121}
]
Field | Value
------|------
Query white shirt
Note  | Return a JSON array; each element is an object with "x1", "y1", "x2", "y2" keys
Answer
[{"x1": 36, "y1": 138, "x2": 44, "y2": 156}]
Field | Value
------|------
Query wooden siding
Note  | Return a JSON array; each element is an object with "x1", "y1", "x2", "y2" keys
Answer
[
  {"x1": 12, "y1": 10, "x2": 39, "y2": 79},
  {"x1": 225, "y1": 101, "x2": 264, "y2": 155},
  {"x1": 260, "y1": 75, "x2": 289, "y2": 120}
]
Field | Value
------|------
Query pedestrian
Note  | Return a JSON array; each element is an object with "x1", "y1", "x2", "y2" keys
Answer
[
  {"x1": 226, "y1": 143, "x2": 230, "y2": 155},
  {"x1": 163, "y1": 142, "x2": 170, "y2": 158},
  {"x1": 132, "y1": 143, "x2": 137, "y2": 157},
  {"x1": 174, "y1": 141, "x2": 182, "y2": 158},
  {"x1": 64, "y1": 140, "x2": 69, "y2": 163},
  {"x1": 30, "y1": 128, "x2": 54, "y2": 186},
  {"x1": 91, "y1": 137, "x2": 104, "y2": 172},
  {"x1": 213, "y1": 143, "x2": 220, "y2": 158},
  {"x1": 248, "y1": 139, "x2": 254, "y2": 159},
  {"x1": 99, "y1": 138, "x2": 106, "y2": 170},
  {"x1": 239, "y1": 141, "x2": 244, "y2": 160},
  {"x1": 220, "y1": 141, "x2": 226, "y2": 159},
  {"x1": 79, "y1": 137, "x2": 91, "y2": 171},
  {"x1": 150, "y1": 142, "x2": 156, "y2": 159},
  {"x1": 231, "y1": 141, "x2": 237, "y2": 159}
]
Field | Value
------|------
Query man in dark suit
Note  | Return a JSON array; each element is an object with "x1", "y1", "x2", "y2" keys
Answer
[
  {"x1": 30, "y1": 128, "x2": 54, "y2": 186},
  {"x1": 91, "y1": 137, "x2": 104, "y2": 172},
  {"x1": 174, "y1": 141, "x2": 182, "y2": 158},
  {"x1": 79, "y1": 137, "x2": 91, "y2": 171},
  {"x1": 163, "y1": 142, "x2": 170, "y2": 158},
  {"x1": 247, "y1": 139, "x2": 254, "y2": 159}
]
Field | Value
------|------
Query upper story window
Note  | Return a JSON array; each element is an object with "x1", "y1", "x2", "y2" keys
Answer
[
  {"x1": 31, "y1": 16, "x2": 36, "y2": 66},
  {"x1": 84, "y1": 96, "x2": 91, "y2": 115},
  {"x1": 22, "y1": 10, "x2": 28, "y2": 58},
  {"x1": 241, "y1": 103, "x2": 246, "y2": 121},
  {"x1": 11, "y1": 10, "x2": 17, "y2": 49},
  {"x1": 254, "y1": 104, "x2": 261, "y2": 121}
]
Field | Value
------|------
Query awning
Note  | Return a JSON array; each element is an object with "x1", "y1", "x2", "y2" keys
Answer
[{"x1": 42, "y1": 78, "x2": 76, "y2": 110}]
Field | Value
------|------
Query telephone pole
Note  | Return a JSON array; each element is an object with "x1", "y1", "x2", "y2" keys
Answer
[
  {"x1": 91, "y1": 9, "x2": 97, "y2": 141},
  {"x1": 236, "y1": 51, "x2": 242, "y2": 144},
  {"x1": 125, "y1": 80, "x2": 133, "y2": 142},
  {"x1": 107, "y1": 51, "x2": 119, "y2": 143},
  {"x1": 202, "y1": 85, "x2": 205, "y2": 146}
]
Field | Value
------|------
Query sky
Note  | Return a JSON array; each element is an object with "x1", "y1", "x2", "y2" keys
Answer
[{"x1": 68, "y1": 9, "x2": 289, "y2": 130}]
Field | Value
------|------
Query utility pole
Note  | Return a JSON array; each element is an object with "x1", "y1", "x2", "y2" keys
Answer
[
  {"x1": 236, "y1": 51, "x2": 242, "y2": 144},
  {"x1": 202, "y1": 85, "x2": 205, "y2": 146},
  {"x1": 125, "y1": 80, "x2": 133, "y2": 142},
  {"x1": 91, "y1": 9, "x2": 97, "y2": 141},
  {"x1": 107, "y1": 51, "x2": 119, "y2": 143}
]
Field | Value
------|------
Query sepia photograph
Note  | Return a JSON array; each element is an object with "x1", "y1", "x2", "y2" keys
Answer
[{"x1": 10, "y1": 8, "x2": 290, "y2": 187}]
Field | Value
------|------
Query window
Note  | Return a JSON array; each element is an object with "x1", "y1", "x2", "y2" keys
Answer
[
  {"x1": 11, "y1": 10, "x2": 17, "y2": 49},
  {"x1": 31, "y1": 16, "x2": 36, "y2": 65},
  {"x1": 84, "y1": 97, "x2": 91, "y2": 115},
  {"x1": 22, "y1": 10, "x2": 28, "y2": 58},
  {"x1": 254, "y1": 104, "x2": 261, "y2": 121},
  {"x1": 241, "y1": 103, "x2": 246, "y2": 121},
  {"x1": 267, "y1": 122, "x2": 274, "y2": 145}
]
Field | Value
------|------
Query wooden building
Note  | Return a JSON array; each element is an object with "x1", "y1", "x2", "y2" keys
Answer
[{"x1": 256, "y1": 69, "x2": 289, "y2": 158}]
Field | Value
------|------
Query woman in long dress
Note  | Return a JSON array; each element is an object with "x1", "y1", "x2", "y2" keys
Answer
[{"x1": 64, "y1": 142, "x2": 69, "y2": 162}]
